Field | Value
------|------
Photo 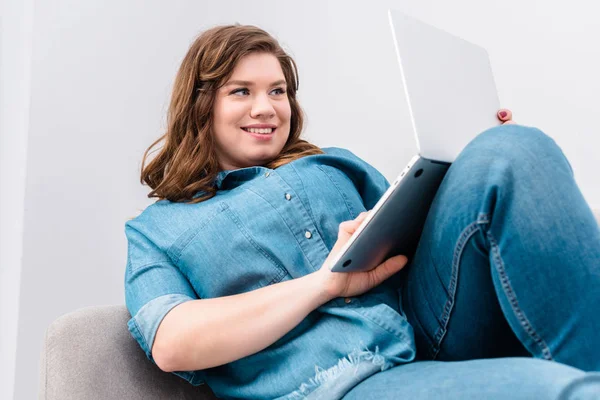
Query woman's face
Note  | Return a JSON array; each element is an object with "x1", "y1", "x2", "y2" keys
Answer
[{"x1": 212, "y1": 52, "x2": 292, "y2": 171}]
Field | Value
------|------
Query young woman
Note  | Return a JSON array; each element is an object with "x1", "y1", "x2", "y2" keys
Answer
[{"x1": 124, "y1": 24, "x2": 600, "y2": 399}]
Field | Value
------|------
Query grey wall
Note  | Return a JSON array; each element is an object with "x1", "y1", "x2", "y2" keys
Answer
[{"x1": 2, "y1": 0, "x2": 599, "y2": 399}]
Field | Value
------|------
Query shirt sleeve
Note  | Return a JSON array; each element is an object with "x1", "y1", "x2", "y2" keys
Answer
[
  {"x1": 124, "y1": 222, "x2": 206, "y2": 385},
  {"x1": 323, "y1": 147, "x2": 391, "y2": 210}
]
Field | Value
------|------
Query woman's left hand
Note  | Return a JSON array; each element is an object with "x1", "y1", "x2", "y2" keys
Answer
[{"x1": 497, "y1": 109, "x2": 516, "y2": 125}]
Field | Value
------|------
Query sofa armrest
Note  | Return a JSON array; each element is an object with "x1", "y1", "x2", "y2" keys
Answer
[{"x1": 39, "y1": 305, "x2": 217, "y2": 400}]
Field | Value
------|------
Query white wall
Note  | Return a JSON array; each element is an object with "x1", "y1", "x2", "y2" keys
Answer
[
  {"x1": 3, "y1": 0, "x2": 599, "y2": 399},
  {"x1": 0, "y1": 0, "x2": 34, "y2": 399}
]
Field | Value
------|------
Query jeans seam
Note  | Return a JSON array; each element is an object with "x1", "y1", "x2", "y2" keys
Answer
[
  {"x1": 409, "y1": 297, "x2": 437, "y2": 352},
  {"x1": 414, "y1": 259, "x2": 445, "y2": 328},
  {"x1": 486, "y1": 230, "x2": 554, "y2": 360},
  {"x1": 431, "y1": 219, "x2": 485, "y2": 359}
]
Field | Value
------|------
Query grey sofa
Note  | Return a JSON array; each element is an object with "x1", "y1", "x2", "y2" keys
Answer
[
  {"x1": 38, "y1": 305, "x2": 218, "y2": 400},
  {"x1": 39, "y1": 210, "x2": 600, "y2": 400}
]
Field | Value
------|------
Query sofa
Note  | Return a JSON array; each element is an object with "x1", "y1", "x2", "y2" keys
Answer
[{"x1": 38, "y1": 210, "x2": 600, "y2": 400}]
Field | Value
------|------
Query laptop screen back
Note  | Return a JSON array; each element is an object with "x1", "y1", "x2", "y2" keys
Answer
[{"x1": 388, "y1": 9, "x2": 501, "y2": 163}]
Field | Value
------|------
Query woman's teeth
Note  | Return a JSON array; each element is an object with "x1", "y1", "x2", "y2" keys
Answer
[{"x1": 243, "y1": 128, "x2": 274, "y2": 134}]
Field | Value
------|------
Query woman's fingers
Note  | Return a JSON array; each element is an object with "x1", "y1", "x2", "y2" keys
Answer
[
  {"x1": 497, "y1": 109, "x2": 515, "y2": 125},
  {"x1": 355, "y1": 211, "x2": 369, "y2": 222},
  {"x1": 368, "y1": 255, "x2": 408, "y2": 287},
  {"x1": 338, "y1": 211, "x2": 370, "y2": 237}
]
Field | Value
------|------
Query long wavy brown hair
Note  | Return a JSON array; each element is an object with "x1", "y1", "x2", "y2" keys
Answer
[{"x1": 140, "y1": 24, "x2": 324, "y2": 204}]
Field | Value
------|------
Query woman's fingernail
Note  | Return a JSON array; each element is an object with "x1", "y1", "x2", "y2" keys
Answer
[{"x1": 499, "y1": 111, "x2": 507, "y2": 118}]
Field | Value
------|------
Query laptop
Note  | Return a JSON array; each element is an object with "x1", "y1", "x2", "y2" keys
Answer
[{"x1": 329, "y1": 10, "x2": 501, "y2": 273}]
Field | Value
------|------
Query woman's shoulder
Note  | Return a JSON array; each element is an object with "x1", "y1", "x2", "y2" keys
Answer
[
  {"x1": 127, "y1": 198, "x2": 180, "y2": 225},
  {"x1": 318, "y1": 147, "x2": 376, "y2": 167},
  {"x1": 320, "y1": 146, "x2": 356, "y2": 158},
  {"x1": 125, "y1": 196, "x2": 220, "y2": 244},
  {"x1": 314, "y1": 146, "x2": 380, "y2": 172}
]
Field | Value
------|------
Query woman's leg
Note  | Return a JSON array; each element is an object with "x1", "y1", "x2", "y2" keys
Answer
[
  {"x1": 400, "y1": 125, "x2": 600, "y2": 370},
  {"x1": 343, "y1": 358, "x2": 600, "y2": 400}
]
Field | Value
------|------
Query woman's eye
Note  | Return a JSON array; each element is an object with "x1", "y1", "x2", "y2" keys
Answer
[
  {"x1": 231, "y1": 88, "x2": 250, "y2": 96},
  {"x1": 230, "y1": 87, "x2": 286, "y2": 96},
  {"x1": 271, "y1": 87, "x2": 287, "y2": 95}
]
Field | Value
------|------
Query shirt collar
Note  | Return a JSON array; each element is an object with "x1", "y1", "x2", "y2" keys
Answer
[{"x1": 213, "y1": 166, "x2": 268, "y2": 190}]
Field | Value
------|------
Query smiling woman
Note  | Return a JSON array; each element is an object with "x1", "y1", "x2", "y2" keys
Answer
[
  {"x1": 212, "y1": 53, "x2": 292, "y2": 171},
  {"x1": 140, "y1": 25, "x2": 323, "y2": 204},
  {"x1": 124, "y1": 23, "x2": 600, "y2": 400}
]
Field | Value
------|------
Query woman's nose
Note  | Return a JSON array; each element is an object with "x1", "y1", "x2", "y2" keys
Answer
[{"x1": 250, "y1": 94, "x2": 276, "y2": 119}]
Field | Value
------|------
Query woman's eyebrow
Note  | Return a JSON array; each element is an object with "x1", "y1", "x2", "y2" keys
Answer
[{"x1": 224, "y1": 79, "x2": 287, "y2": 87}]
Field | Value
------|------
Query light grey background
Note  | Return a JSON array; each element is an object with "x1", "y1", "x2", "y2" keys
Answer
[{"x1": 1, "y1": 0, "x2": 599, "y2": 399}]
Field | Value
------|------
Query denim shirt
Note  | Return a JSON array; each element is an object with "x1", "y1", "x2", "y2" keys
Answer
[{"x1": 124, "y1": 147, "x2": 416, "y2": 399}]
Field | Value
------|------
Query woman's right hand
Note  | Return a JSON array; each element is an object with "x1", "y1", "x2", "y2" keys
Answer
[{"x1": 314, "y1": 212, "x2": 408, "y2": 300}]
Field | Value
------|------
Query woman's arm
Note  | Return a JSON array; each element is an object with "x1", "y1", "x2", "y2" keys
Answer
[
  {"x1": 153, "y1": 212, "x2": 406, "y2": 373},
  {"x1": 152, "y1": 271, "x2": 331, "y2": 372}
]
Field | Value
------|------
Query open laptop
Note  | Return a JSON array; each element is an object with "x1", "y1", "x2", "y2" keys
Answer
[{"x1": 330, "y1": 10, "x2": 501, "y2": 273}]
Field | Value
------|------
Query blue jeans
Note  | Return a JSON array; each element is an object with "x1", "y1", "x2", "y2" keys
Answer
[{"x1": 345, "y1": 125, "x2": 600, "y2": 399}]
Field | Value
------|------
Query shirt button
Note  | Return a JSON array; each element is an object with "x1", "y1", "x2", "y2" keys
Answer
[
  {"x1": 304, "y1": 231, "x2": 312, "y2": 239},
  {"x1": 265, "y1": 171, "x2": 270, "y2": 177},
  {"x1": 285, "y1": 193, "x2": 292, "y2": 201},
  {"x1": 344, "y1": 298, "x2": 352, "y2": 304}
]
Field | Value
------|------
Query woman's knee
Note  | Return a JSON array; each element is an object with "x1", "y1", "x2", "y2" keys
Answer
[{"x1": 454, "y1": 124, "x2": 573, "y2": 177}]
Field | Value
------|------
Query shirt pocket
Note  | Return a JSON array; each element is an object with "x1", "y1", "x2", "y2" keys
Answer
[
  {"x1": 168, "y1": 202, "x2": 290, "y2": 299},
  {"x1": 315, "y1": 165, "x2": 368, "y2": 218}
]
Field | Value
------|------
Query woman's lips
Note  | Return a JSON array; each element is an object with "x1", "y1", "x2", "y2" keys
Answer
[{"x1": 241, "y1": 127, "x2": 276, "y2": 141}]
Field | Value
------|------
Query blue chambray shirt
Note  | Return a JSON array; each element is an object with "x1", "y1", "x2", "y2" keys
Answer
[{"x1": 124, "y1": 147, "x2": 416, "y2": 399}]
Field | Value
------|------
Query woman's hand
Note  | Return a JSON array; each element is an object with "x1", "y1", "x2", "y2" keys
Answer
[
  {"x1": 314, "y1": 212, "x2": 408, "y2": 300},
  {"x1": 497, "y1": 109, "x2": 516, "y2": 125}
]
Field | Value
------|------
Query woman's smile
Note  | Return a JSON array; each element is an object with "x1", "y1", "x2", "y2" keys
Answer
[
  {"x1": 212, "y1": 53, "x2": 292, "y2": 170},
  {"x1": 241, "y1": 124, "x2": 277, "y2": 140}
]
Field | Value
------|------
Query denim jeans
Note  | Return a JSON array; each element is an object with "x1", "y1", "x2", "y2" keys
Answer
[{"x1": 344, "y1": 125, "x2": 600, "y2": 399}]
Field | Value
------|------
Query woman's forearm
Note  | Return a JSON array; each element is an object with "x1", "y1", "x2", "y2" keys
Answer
[{"x1": 152, "y1": 271, "x2": 333, "y2": 372}]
